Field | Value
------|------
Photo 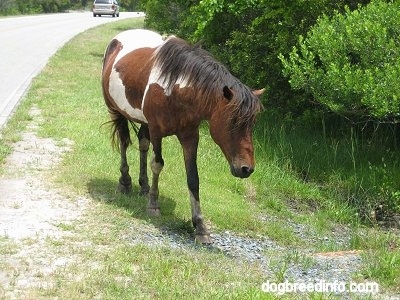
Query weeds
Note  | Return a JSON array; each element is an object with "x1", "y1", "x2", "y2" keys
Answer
[
  {"x1": 254, "y1": 111, "x2": 400, "y2": 220},
  {"x1": 362, "y1": 249, "x2": 400, "y2": 291}
]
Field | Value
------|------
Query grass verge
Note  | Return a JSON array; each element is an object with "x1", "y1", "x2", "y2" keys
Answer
[{"x1": 0, "y1": 16, "x2": 399, "y2": 298}]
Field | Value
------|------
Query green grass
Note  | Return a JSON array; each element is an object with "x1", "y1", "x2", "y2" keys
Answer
[
  {"x1": 1, "y1": 17, "x2": 400, "y2": 298},
  {"x1": 254, "y1": 112, "x2": 400, "y2": 217},
  {"x1": 35, "y1": 204, "x2": 271, "y2": 300}
]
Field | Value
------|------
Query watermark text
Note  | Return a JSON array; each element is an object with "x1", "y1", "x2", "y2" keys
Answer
[{"x1": 261, "y1": 280, "x2": 379, "y2": 295}]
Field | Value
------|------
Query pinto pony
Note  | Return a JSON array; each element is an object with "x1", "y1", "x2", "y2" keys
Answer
[{"x1": 102, "y1": 29, "x2": 263, "y2": 244}]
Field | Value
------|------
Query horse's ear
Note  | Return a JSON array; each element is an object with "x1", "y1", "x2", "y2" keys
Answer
[
  {"x1": 193, "y1": 40, "x2": 204, "y2": 49},
  {"x1": 223, "y1": 86, "x2": 234, "y2": 100},
  {"x1": 253, "y1": 88, "x2": 266, "y2": 97}
]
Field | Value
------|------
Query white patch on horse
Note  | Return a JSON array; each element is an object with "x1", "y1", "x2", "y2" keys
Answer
[
  {"x1": 143, "y1": 62, "x2": 191, "y2": 100},
  {"x1": 109, "y1": 30, "x2": 164, "y2": 123},
  {"x1": 175, "y1": 75, "x2": 191, "y2": 92},
  {"x1": 141, "y1": 34, "x2": 192, "y2": 99},
  {"x1": 114, "y1": 29, "x2": 163, "y2": 63},
  {"x1": 142, "y1": 65, "x2": 162, "y2": 109},
  {"x1": 109, "y1": 68, "x2": 148, "y2": 123}
]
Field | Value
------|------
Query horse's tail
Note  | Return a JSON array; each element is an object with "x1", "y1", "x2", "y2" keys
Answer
[
  {"x1": 107, "y1": 108, "x2": 139, "y2": 150},
  {"x1": 102, "y1": 39, "x2": 139, "y2": 150}
]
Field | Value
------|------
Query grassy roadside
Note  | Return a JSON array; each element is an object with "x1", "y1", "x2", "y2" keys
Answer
[{"x1": 0, "y1": 17, "x2": 399, "y2": 298}]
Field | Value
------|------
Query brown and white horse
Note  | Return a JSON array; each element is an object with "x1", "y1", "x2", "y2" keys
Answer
[{"x1": 102, "y1": 29, "x2": 263, "y2": 244}]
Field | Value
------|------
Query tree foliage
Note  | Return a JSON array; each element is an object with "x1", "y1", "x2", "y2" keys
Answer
[
  {"x1": 142, "y1": 0, "x2": 198, "y2": 34},
  {"x1": 280, "y1": 1, "x2": 400, "y2": 120},
  {"x1": 0, "y1": 0, "x2": 139, "y2": 15},
  {"x1": 1, "y1": 0, "x2": 73, "y2": 14},
  {"x1": 142, "y1": 0, "x2": 372, "y2": 113}
]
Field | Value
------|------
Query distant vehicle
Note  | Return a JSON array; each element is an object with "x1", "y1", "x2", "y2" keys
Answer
[{"x1": 93, "y1": 0, "x2": 120, "y2": 17}]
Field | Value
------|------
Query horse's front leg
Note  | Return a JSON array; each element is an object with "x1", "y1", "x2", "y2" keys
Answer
[
  {"x1": 147, "y1": 136, "x2": 164, "y2": 216},
  {"x1": 178, "y1": 131, "x2": 211, "y2": 245}
]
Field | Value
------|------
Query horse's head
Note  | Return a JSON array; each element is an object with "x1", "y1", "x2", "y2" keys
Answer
[{"x1": 209, "y1": 86, "x2": 264, "y2": 178}]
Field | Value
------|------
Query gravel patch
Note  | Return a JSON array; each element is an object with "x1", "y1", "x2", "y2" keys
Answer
[
  {"x1": 124, "y1": 220, "x2": 370, "y2": 298},
  {"x1": 0, "y1": 106, "x2": 89, "y2": 298}
]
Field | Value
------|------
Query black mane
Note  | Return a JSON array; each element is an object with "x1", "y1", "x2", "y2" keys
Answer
[{"x1": 153, "y1": 36, "x2": 262, "y2": 125}]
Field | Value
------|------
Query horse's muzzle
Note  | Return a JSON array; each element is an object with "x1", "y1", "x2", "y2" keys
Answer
[{"x1": 230, "y1": 164, "x2": 254, "y2": 178}]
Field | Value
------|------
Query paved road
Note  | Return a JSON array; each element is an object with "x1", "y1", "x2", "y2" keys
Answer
[{"x1": 0, "y1": 11, "x2": 144, "y2": 129}]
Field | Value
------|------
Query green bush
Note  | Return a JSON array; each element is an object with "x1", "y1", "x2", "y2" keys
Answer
[
  {"x1": 0, "y1": 0, "x2": 17, "y2": 14},
  {"x1": 143, "y1": 0, "x2": 198, "y2": 34},
  {"x1": 1, "y1": 0, "x2": 88, "y2": 15},
  {"x1": 142, "y1": 0, "x2": 372, "y2": 112},
  {"x1": 280, "y1": 0, "x2": 400, "y2": 120}
]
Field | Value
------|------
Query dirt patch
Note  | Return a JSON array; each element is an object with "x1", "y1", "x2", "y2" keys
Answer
[{"x1": 0, "y1": 106, "x2": 89, "y2": 298}]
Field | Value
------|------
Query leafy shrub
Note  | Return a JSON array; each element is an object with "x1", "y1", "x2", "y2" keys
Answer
[
  {"x1": 143, "y1": 0, "x2": 372, "y2": 112},
  {"x1": 280, "y1": 0, "x2": 400, "y2": 121},
  {"x1": 143, "y1": 0, "x2": 198, "y2": 34},
  {"x1": 39, "y1": 0, "x2": 70, "y2": 13},
  {"x1": 1, "y1": 0, "x2": 89, "y2": 15},
  {"x1": 0, "y1": 0, "x2": 17, "y2": 14}
]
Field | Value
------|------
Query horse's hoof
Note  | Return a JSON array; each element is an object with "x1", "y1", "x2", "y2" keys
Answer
[
  {"x1": 195, "y1": 234, "x2": 212, "y2": 245},
  {"x1": 147, "y1": 207, "x2": 160, "y2": 217},
  {"x1": 117, "y1": 183, "x2": 132, "y2": 194}
]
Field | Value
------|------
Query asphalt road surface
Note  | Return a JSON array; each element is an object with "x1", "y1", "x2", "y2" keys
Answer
[{"x1": 0, "y1": 11, "x2": 144, "y2": 128}]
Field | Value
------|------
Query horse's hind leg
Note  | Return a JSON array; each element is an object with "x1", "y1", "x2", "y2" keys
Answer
[
  {"x1": 137, "y1": 125, "x2": 150, "y2": 195},
  {"x1": 115, "y1": 116, "x2": 132, "y2": 194}
]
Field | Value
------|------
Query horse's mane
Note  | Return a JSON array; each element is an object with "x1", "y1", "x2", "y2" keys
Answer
[{"x1": 152, "y1": 36, "x2": 262, "y2": 126}]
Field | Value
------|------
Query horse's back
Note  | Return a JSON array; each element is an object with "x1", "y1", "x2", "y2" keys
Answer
[{"x1": 111, "y1": 29, "x2": 164, "y2": 62}]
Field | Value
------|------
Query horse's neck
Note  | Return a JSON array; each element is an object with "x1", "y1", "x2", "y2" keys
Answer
[{"x1": 178, "y1": 88, "x2": 221, "y2": 121}]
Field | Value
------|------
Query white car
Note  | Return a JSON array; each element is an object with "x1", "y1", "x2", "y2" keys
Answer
[{"x1": 93, "y1": 0, "x2": 120, "y2": 17}]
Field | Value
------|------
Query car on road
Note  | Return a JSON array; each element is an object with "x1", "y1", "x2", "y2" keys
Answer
[{"x1": 92, "y1": 0, "x2": 120, "y2": 17}]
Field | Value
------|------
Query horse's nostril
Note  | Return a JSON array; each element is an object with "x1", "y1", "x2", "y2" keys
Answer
[{"x1": 241, "y1": 166, "x2": 254, "y2": 177}]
